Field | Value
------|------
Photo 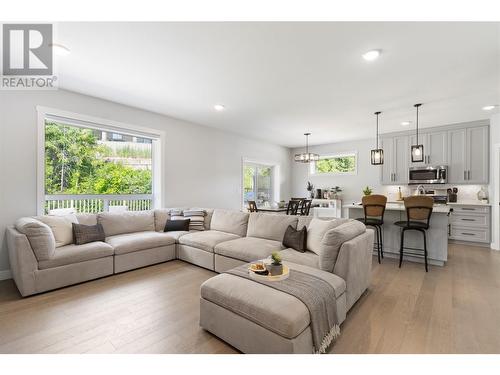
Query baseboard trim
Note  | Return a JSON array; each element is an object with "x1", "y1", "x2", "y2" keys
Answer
[{"x1": 0, "y1": 269, "x2": 12, "y2": 281}]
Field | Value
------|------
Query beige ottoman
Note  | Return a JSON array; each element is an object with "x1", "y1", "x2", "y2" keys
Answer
[{"x1": 199, "y1": 262, "x2": 347, "y2": 354}]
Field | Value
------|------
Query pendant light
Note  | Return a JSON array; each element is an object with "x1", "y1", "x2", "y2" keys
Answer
[
  {"x1": 370, "y1": 111, "x2": 384, "y2": 165},
  {"x1": 411, "y1": 103, "x2": 424, "y2": 162},
  {"x1": 294, "y1": 133, "x2": 320, "y2": 163}
]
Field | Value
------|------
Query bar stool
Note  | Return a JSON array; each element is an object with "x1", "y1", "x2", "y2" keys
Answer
[
  {"x1": 356, "y1": 194, "x2": 387, "y2": 263},
  {"x1": 247, "y1": 201, "x2": 258, "y2": 212},
  {"x1": 394, "y1": 196, "x2": 433, "y2": 272}
]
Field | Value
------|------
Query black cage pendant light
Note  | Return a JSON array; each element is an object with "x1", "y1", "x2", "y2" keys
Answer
[
  {"x1": 370, "y1": 111, "x2": 384, "y2": 165},
  {"x1": 294, "y1": 133, "x2": 320, "y2": 163},
  {"x1": 411, "y1": 103, "x2": 424, "y2": 162}
]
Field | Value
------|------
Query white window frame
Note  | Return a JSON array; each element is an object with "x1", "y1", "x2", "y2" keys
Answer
[
  {"x1": 36, "y1": 106, "x2": 165, "y2": 215},
  {"x1": 241, "y1": 157, "x2": 280, "y2": 209},
  {"x1": 309, "y1": 151, "x2": 358, "y2": 176}
]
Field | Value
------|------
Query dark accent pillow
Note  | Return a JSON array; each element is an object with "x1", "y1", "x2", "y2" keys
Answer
[
  {"x1": 72, "y1": 223, "x2": 105, "y2": 245},
  {"x1": 282, "y1": 225, "x2": 307, "y2": 252},
  {"x1": 164, "y1": 219, "x2": 190, "y2": 232}
]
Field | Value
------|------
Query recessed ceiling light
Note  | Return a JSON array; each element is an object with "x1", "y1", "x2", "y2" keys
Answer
[
  {"x1": 51, "y1": 43, "x2": 71, "y2": 56},
  {"x1": 214, "y1": 104, "x2": 225, "y2": 112},
  {"x1": 482, "y1": 105, "x2": 497, "y2": 111},
  {"x1": 362, "y1": 49, "x2": 381, "y2": 61},
  {"x1": 401, "y1": 121, "x2": 411, "y2": 126}
]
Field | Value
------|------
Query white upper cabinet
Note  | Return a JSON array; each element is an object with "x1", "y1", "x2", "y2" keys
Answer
[
  {"x1": 380, "y1": 135, "x2": 408, "y2": 185},
  {"x1": 447, "y1": 125, "x2": 489, "y2": 184},
  {"x1": 409, "y1": 131, "x2": 447, "y2": 166}
]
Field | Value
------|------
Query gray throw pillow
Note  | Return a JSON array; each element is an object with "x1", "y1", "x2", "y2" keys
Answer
[
  {"x1": 282, "y1": 225, "x2": 307, "y2": 252},
  {"x1": 72, "y1": 223, "x2": 105, "y2": 245}
]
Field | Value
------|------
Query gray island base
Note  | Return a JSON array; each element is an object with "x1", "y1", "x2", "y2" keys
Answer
[{"x1": 344, "y1": 203, "x2": 449, "y2": 266}]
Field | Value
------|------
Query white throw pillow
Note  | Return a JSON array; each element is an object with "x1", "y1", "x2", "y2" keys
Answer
[
  {"x1": 37, "y1": 214, "x2": 78, "y2": 248},
  {"x1": 306, "y1": 218, "x2": 347, "y2": 255}
]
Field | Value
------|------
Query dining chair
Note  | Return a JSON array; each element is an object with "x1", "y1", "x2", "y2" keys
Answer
[
  {"x1": 394, "y1": 196, "x2": 433, "y2": 272},
  {"x1": 247, "y1": 201, "x2": 258, "y2": 213},
  {"x1": 286, "y1": 199, "x2": 301, "y2": 215},
  {"x1": 299, "y1": 199, "x2": 312, "y2": 216},
  {"x1": 355, "y1": 194, "x2": 387, "y2": 263}
]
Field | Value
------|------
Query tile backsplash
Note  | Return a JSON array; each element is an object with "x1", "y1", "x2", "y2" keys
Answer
[{"x1": 379, "y1": 184, "x2": 489, "y2": 202}]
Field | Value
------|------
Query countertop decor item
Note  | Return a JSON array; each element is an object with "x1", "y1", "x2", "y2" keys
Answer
[
  {"x1": 306, "y1": 181, "x2": 314, "y2": 198},
  {"x1": 294, "y1": 133, "x2": 320, "y2": 163},
  {"x1": 363, "y1": 186, "x2": 373, "y2": 196},
  {"x1": 411, "y1": 103, "x2": 424, "y2": 163},
  {"x1": 371, "y1": 111, "x2": 384, "y2": 165},
  {"x1": 477, "y1": 186, "x2": 488, "y2": 202}
]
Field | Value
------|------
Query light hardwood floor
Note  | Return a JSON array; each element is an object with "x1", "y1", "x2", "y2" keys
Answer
[{"x1": 0, "y1": 243, "x2": 499, "y2": 354}]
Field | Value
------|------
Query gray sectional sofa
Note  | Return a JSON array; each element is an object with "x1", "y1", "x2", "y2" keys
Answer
[{"x1": 6, "y1": 208, "x2": 373, "y2": 315}]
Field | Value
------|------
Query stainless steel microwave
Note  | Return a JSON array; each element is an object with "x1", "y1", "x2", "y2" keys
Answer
[{"x1": 408, "y1": 166, "x2": 447, "y2": 184}]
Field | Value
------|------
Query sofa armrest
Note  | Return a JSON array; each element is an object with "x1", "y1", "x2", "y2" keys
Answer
[
  {"x1": 333, "y1": 229, "x2": 374, "y2": 311},
  {"x1": 6, "y1": 226, "x2": 38, "y2": 296}
]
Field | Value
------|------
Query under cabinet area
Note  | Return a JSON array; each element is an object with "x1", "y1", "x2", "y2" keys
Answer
[
  {"x1": 448, "y1": 204, "x2": 491, "y2": 244},
  {"x1": 380, "y1": 121, "x2": 489, "y2": 185}
]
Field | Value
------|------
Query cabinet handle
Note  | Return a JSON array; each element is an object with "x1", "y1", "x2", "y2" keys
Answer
[
  {"x1": 461, "y1": 218, "x2": 475, "y2": 221},
  {"x1": 461, "y1": 232, "x2": 476, "y2": 236},
  {"x1": 464, "y1": 171, "x2": 467, "y2": 180},
  {"x1": 461, "y1": 208, "x2": 475, "y2": 211},
  {"x1": 427, "y1": 155, "x2": 430, "y2": 163},
  {"x1": 468, "y1": 170, "x2": 471, "y2": 180}
]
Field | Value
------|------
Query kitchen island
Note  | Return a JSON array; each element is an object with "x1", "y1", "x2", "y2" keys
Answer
[{"x1": 343, "y1": 202, "x2": 450, "y2": 266}]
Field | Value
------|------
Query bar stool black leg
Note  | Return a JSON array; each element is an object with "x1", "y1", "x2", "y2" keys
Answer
[
  {"x1": 399, "y1": 228, "x2": 405, "y2": 268},
  {"x1": 423, "y1": 230, "x2": 428, "y2": 272},
  {"x1": 379, "y1": 225, "x2": 384, "y2": 259},
  {"x1": 375, "y1": 226, "x2": 381, "y2": 264}
]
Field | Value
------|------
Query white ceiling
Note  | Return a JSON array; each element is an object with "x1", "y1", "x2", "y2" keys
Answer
[{"x1": 54, "y1": 22, "x2": 500, "y2": 147}]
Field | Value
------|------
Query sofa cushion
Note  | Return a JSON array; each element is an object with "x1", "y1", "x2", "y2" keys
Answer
[
  {"x1": 215, "y1": 237, "x2": 284, "y2": 263},
  {"x1": 37, "y1": 214, "x2": 78, "y2": 247},
  {"x1": 306, "y1": 218, "x2": 348, "y2": 255},
  {"x1": 106, "y1": 231, "x2": 176, "y2": 255},
  {"x1": 246, "y1": 213, "x2": 298, "y2": 241},
  {"x1": 15, "y1": 217, "x2": 56, "y2": 261},
  {"x1": 279, "y1": 248, "x2": 319, "y2": 269},
  {"x1": 76, "y1": 213, "x2": 98, "y2": 226},
  {"x1": 161, "y1": 230, "x2": 190, "y2": 241},
  {"x1": 98, "y1": 211, "x2": 155, "y2": 237},
  {"x1": 178, "y1": 230, "x2": 240, "y2": 253},
  {"x1": 297, "y1": 216, "x2": 313, "y2": 230},
  {"x1": 38, "y1": 241, "x2": 114, "y2": 270},
  {"x1": 210, "y1": 209, "x2": 249, "y2": 236},
  {"x1": 320, "y1": 219, "x2": 366, "y2": 272},
  {"x1": 154, "y1": 209, "x2": 171, "y2": 232}
]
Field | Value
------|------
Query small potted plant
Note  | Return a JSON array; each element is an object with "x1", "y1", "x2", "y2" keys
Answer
[
  {"x1": 306, "y1": 181, "x2": 314, "y2": 199},
  {"x1": 363, "y1": 186, "x2": 373, "y2": 196},
  {"x1": 267, "y1": 252, "x2": 283, "y2": 276}
]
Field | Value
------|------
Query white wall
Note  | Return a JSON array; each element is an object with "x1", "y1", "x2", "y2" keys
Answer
[
  {"x1": 0, "y1": 90, "x2": 292, "y2": 273},
  {"x1": 489, "y1": 113, "x2": 500, "y2": 250}
]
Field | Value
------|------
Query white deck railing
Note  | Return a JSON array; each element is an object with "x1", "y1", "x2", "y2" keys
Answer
[{"x1": 45, "y1": 194, "x2": 153, "y2": 214}]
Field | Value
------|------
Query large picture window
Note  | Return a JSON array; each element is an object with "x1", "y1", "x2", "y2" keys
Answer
[
  {"x1": 243, "y1": 162, "x2": 275, "y2": 207},
  {"x1": 38, "y1": 108, "x2": 162, "y2": 214},
  {"x1": 310, "y1": 152, "x2": 357, "y2": 175}
]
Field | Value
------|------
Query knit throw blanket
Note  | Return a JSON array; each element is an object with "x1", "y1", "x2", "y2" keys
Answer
[{"x1": 225, "y1": 264, "x2": 341, "y2": 354}]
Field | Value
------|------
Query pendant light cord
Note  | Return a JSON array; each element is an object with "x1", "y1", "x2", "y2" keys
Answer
[{"x1": 414, "y1": 103, "x2": 422, "y2": 144}]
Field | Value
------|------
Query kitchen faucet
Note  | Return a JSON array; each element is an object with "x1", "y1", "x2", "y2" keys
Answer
[{"x1": 416, "y1": 185, "x2": 426, "y2": 195}]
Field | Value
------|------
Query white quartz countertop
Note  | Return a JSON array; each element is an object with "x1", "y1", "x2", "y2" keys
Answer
[
  {"x1": 446, "y1": 200, "x2": 491, "y2": 206},
  {"x1": 343, "y1": 202, "x2": 450, "y2": 213}
]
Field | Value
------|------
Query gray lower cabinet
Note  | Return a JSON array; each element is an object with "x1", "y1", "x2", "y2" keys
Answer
[
  {"x1": 448, "y1": 205, "x2": 490, "y2": 243},
  {"x1": 380, "y1": 135, "x2": 408, "y2": 185}
]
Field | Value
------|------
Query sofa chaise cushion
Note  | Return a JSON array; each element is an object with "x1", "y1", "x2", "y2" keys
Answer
[
  {"x1": 178, "y1": 230, "x2": 240, "y2": 253},
  {"x1": 14, "y1": 217, "x2": 56, "y2": 261},
  {"x1": 210, "y1": 209, "x2": 249, "y2": 237},
  {"x1": 246, "y1": 213, "x2": 298, "y2": 242},
  {"x1": 279, "y1": 248, "x2": 319, "y2": 269},
  {"x1": 98, "y1": 211, "x2": 155, "y2": 237},
  {"x1": 106, "y1": 231, "x2": 176, "y2": 255},
  {"x1": 38, "y1": 241, "x2": 114, "y2": 270},
  {"x1": 214, "y1": 237, "x2": 284, "y2": 263}
]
